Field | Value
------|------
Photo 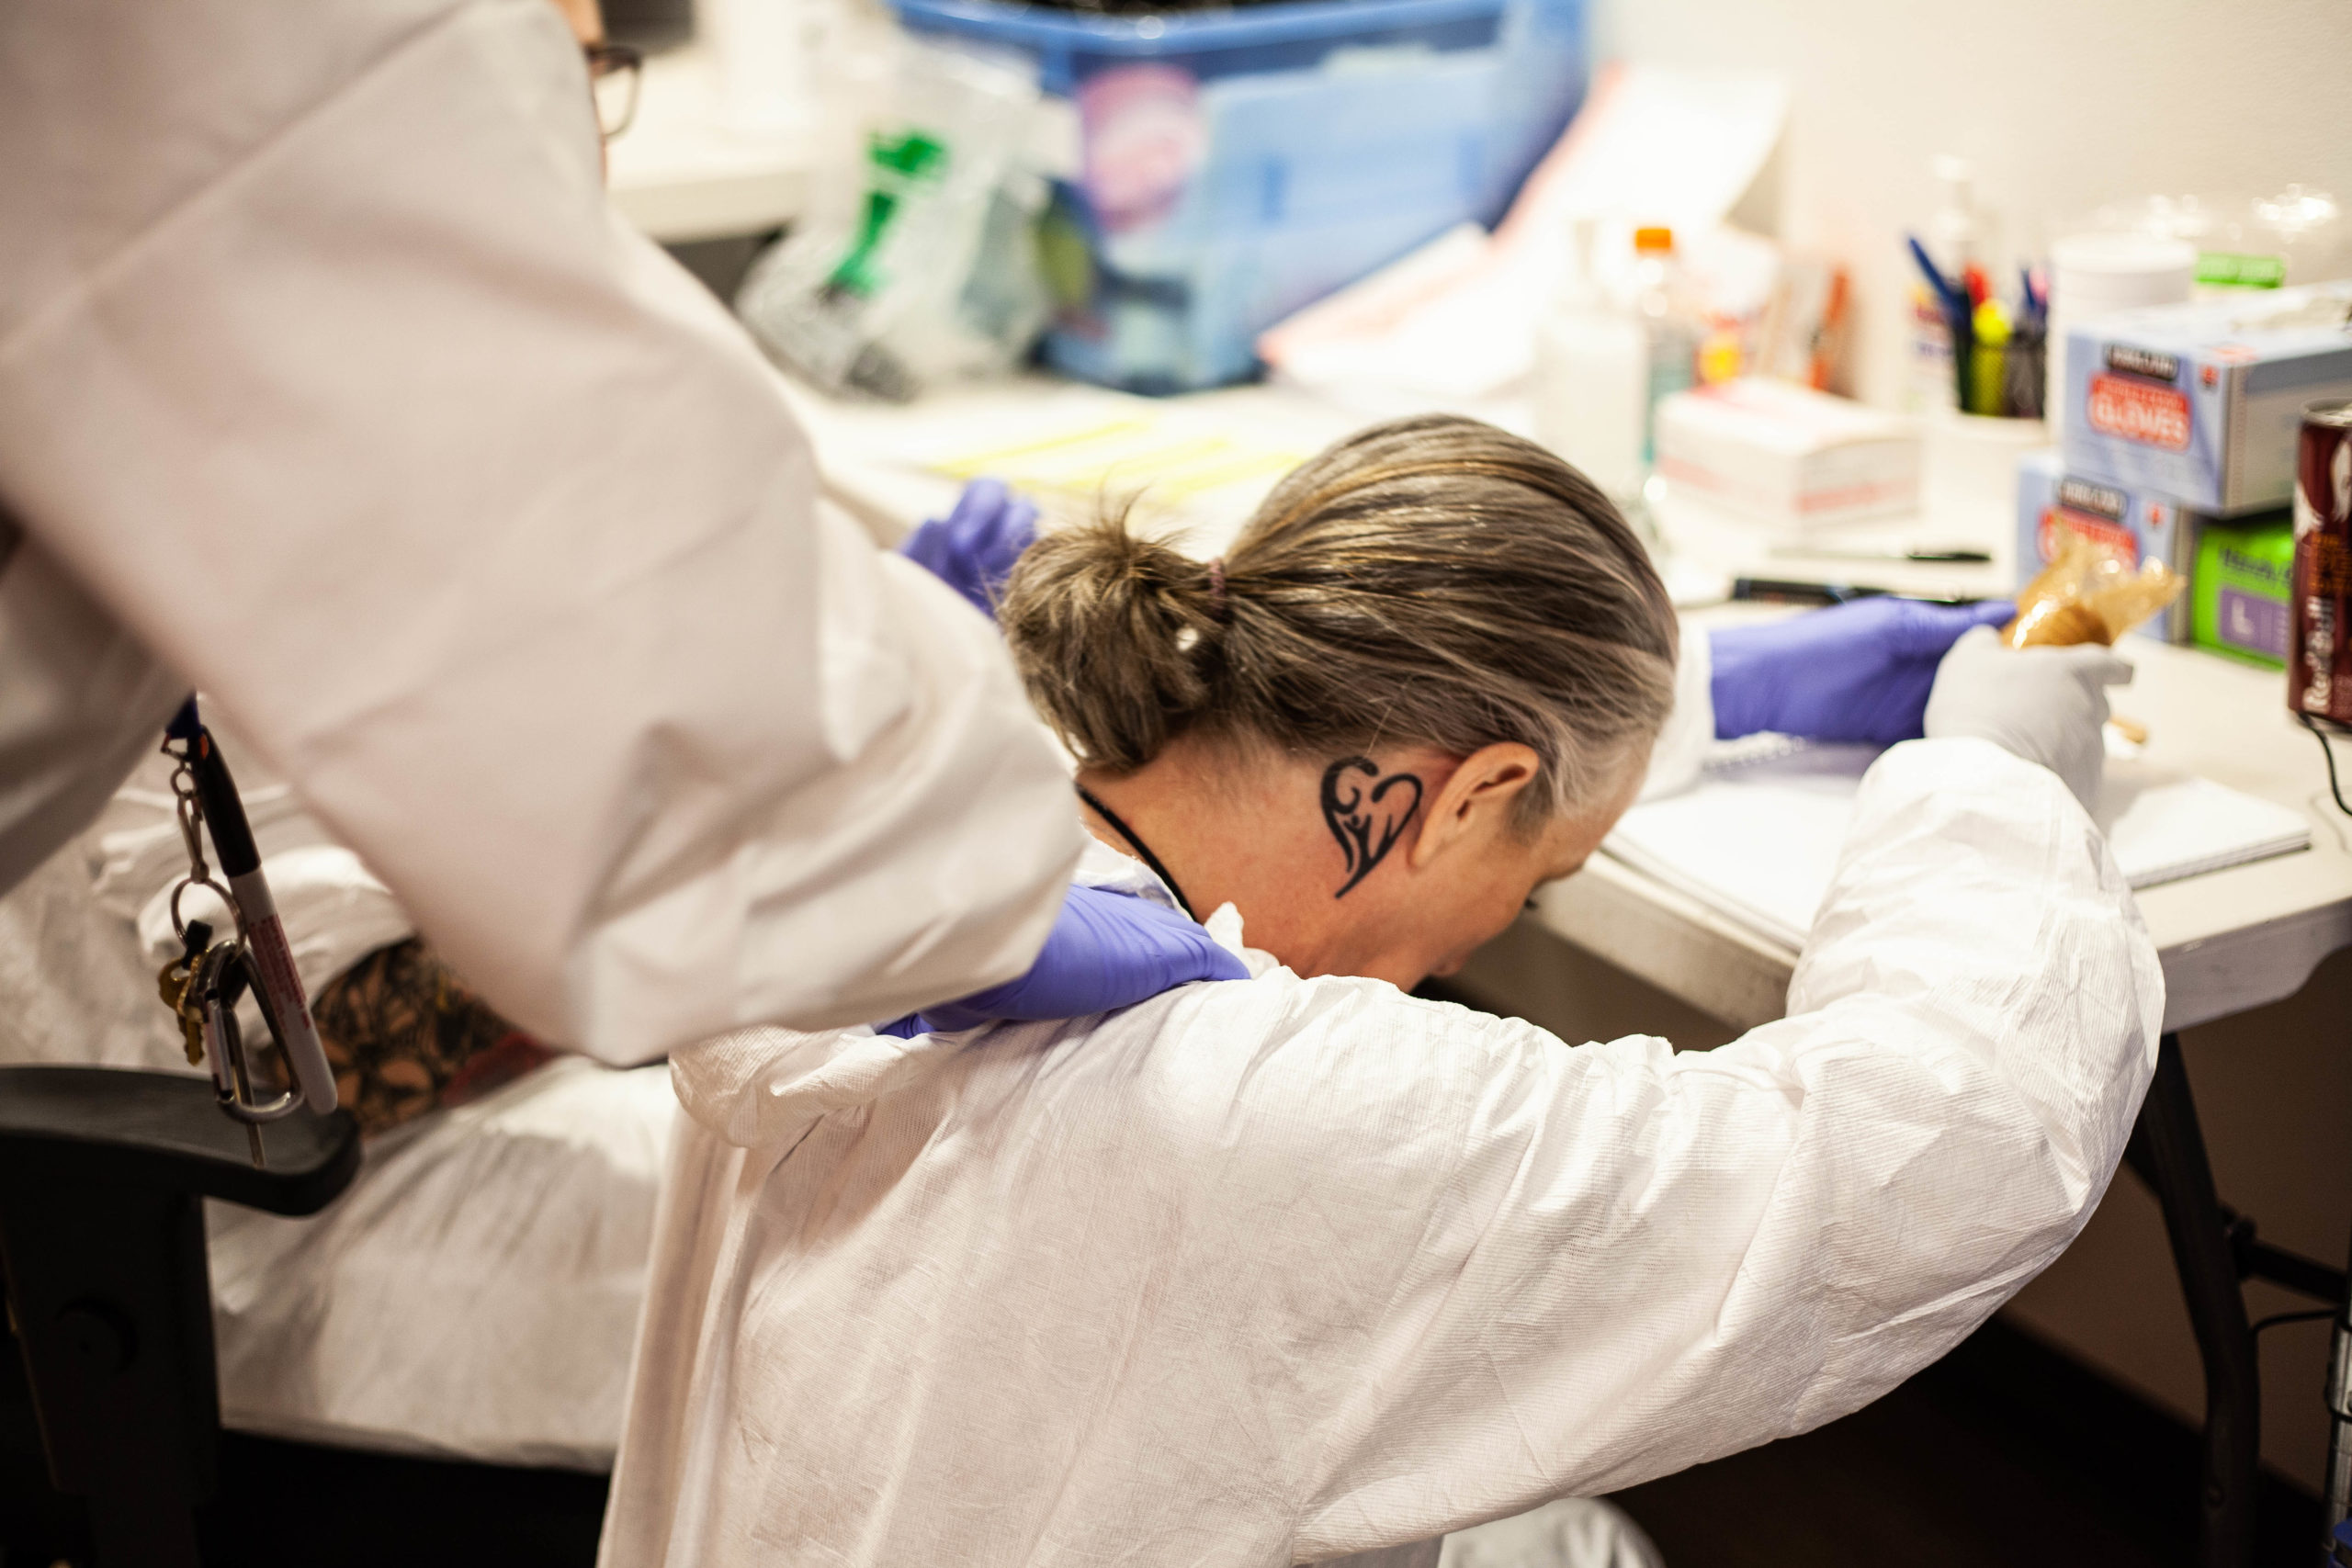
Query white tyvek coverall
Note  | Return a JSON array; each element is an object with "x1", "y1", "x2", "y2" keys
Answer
[
  {"x1": 600, "y1": 734, "x2": 2164, "y2": 1564},
  {"x1": 0, "y1": 0, "x2": 1080, "y2": 1064}
]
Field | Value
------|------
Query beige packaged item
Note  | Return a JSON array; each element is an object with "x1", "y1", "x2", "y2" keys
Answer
[
  {"x1": 1654, "y1": 379, "x2": 1922, "y2": 528},
  {"x1": 2004, "y1": 527, "x2": 2185, "y2": 649}
]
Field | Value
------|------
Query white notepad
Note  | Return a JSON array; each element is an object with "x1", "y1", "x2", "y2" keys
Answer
[{"x1": 1604, "y1": 739, "x2": 2314, "y2": 952}]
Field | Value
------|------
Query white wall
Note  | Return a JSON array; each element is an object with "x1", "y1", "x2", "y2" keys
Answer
[{"x1": 1591, "y1": 0, "x2": 2352, "y2": 407}]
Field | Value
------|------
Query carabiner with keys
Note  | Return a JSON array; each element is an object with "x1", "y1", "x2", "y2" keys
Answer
[{"x1": 157, "y1": 698, "x2": 340, "y2": 1159}]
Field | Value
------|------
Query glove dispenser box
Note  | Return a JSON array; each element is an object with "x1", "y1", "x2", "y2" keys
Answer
[
  {"x1": 2056, "y1": 280, "x2": 2352, "y2": 514},
  {"x1": 2014, "y1": 449, "x2": 2193, "y2": 645}
]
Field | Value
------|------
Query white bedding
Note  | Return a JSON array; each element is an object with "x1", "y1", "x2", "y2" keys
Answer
[
  {"x1": 209, "y1": 1057, "x2": 673, "y2": 1471},
  {"x1": 0, "y1": 748, "x2": 673, "y2": 1472}
]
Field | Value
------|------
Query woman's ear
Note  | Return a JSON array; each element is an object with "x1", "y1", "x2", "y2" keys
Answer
[{"x1": 1408, "y1": 743, "x2": 1541, "y2": 870}]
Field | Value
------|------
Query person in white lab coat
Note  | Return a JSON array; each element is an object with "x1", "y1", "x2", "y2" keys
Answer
[
  {"x1": 598, "y1": 416, "x2": 2157, "y2": 1565},
  {"x1": 0, "y1": 0, "x2": 1240, "y2": 1064}
]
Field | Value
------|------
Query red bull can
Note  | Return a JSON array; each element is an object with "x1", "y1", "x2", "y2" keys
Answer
[{"x1": 2291, "y1": 400, "x2": 2352, "y2": 724}]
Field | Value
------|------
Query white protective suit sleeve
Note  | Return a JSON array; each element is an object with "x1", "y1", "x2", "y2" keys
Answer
[
  {"x1": 0, "y1": 0, "x2": 1082, "y2": 1062},
  {"x1": 602, "y1": 739, "x2": 2160, "y2": 1565},
  {"x1": 1287, "y1": 739, "x2": 2161, "y2": 1549}
]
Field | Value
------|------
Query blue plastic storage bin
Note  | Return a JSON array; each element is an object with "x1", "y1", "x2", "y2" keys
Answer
[{"x1": 893, "y1": 0, "x2": 1589, "y2": 391}]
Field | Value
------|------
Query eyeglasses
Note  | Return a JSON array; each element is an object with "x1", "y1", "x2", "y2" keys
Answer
[{"x1": 584, "y1": 41, "x2": 643, "y2": 141}]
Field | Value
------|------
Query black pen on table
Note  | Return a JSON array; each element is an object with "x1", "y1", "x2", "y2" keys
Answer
[
  {"x1": 1768, "y1": 545, "x2": 1993, "y2": 565},
  {"x1": 1731, "y1": 577, "x2": 1984, "y2": 607}
]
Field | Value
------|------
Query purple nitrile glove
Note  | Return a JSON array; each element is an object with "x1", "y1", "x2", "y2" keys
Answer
[
  {"x1": 874, "y1": 883, "x2": 1250, "y2": 1037},
  {"x1": 1709, "y1": 596, "x2": 2016, "y2": 745},
  {"x1": 895, "y1": 477, "x2": 1040, "y2": 617}
]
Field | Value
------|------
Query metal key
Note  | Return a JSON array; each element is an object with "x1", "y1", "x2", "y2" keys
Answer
[
  {"x1": 155, "y1": 919, "x2": 216, "y2": 1066},
  {"x1": 155, "y1": 958, "x2": 205, "y2": 1066}
]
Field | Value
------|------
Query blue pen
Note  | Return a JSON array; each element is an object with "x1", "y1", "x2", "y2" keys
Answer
[
  {"x1": 1907, "y1": 233, "x2": 1973, "y2": 411},
  {"x1": 1907, "y1": 235, "x2": 1959, "y2": 310}
]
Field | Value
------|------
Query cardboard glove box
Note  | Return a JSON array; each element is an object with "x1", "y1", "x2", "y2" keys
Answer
[{"x1": 2059, "y1": 279, "x2": 2352, "y2": 514}]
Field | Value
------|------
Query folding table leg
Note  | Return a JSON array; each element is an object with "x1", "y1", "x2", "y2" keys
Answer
[
  {"x1": 2326, "y1": 1224, "x2": 2352, "y2": 1540},
  {"x1": 2125, "y1": 1032, "x2": 2260, "y2": 1568}
]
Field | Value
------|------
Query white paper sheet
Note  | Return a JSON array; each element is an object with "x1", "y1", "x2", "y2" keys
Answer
[{"x1": 1605, "y1": 739, "x2": 2313, "y2": 952}]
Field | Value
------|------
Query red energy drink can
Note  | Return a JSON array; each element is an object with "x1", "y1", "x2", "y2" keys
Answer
[{"x1": 2291, "y1": 400, "x2": 2352, "y2": 725}]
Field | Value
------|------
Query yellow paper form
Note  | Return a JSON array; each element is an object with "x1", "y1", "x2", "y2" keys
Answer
[{"x1": 922, "y1": 417, "x2": 1306, "y2": 509}]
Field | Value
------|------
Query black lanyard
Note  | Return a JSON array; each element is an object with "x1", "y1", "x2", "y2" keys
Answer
[{"x1": 1074, "y1": 784, "x2": 1196, "y2": 920}]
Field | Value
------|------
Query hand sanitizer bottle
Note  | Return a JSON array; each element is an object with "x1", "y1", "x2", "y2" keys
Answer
[{"x1": 1536, "y1": 220, "x2": 1646, "y2": 512}]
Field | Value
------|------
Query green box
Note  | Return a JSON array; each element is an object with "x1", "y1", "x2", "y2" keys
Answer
[{"x1": 2191, "y1": 515, "x2": 2293, "y2": 669}]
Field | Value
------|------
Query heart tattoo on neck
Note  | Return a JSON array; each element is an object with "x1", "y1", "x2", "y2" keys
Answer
[{"x1": 1320, "y1": 756, "x2": 1424, "y2": 898}]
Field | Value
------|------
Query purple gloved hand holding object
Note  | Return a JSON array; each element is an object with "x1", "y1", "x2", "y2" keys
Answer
[{"x1": 1710, "y1": 596, "x2": 2017, "y2": 745}]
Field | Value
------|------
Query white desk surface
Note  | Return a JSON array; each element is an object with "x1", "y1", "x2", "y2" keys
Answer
[{"x1": 778, "y1": 370, "x2": 2352, "y2": 1037}]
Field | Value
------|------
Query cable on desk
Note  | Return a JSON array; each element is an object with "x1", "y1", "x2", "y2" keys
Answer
[{"x1": 2298, "y1": 713, "x2": 2352, "y2": 817}]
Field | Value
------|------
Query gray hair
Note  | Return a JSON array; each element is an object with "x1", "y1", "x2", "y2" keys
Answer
[{"x1": 998, "y1": 414, "x2": 1679, "y2": 827}]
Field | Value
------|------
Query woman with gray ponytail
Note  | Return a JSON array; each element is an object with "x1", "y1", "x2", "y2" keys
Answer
[
  {"x1": 604, "y1": 417, "x2": 2162, "y2": 1567},
  {"x1": 999, "y1": 415, "x2": 1682, "y2": 986}
]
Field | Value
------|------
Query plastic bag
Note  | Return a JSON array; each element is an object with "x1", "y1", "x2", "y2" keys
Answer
[
  {"x1": 2003, "y1": 527, "x2": 2184, "y2": 649},
  {"x1": 736, "y1": 36, "x2": 1048, "y2": 400}
]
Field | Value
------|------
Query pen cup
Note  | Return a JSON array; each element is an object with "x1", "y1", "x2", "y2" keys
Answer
[{"x1": 2001, "y1": 330, "x2": 2047, "y2": 422}]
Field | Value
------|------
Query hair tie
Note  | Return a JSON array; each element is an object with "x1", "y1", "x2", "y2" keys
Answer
[{"x1": 1207, "y1": 557, "x2": 1227, "y2": 609}]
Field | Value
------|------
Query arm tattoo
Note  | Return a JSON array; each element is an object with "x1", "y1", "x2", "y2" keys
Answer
[
  {"x1": 1320, "y1": 756, "x2": 1424, "y2": 898},
  {"x1": 311, "y1": 938, "x2": 555, "y2": 1137}
]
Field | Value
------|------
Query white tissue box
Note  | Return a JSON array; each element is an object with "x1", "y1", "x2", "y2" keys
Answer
[{"x1": 1654, "y1": 380, "x2": 1922, "y2": 529}]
